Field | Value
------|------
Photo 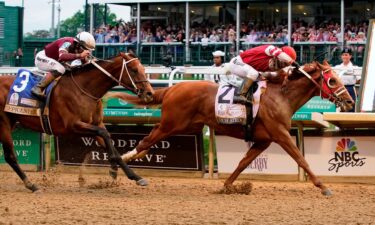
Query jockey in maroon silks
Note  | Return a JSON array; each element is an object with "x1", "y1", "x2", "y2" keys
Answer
[
  {"x1": 227, "y1": 44, "x2": 298, "y2": 104},
  {"x1": 31, "y1": 31, "x2": 96, "y2": 100}
]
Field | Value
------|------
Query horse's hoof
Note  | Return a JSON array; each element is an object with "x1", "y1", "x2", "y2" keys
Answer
[
  {"x1": 218, "y1": 185, "x2": 236, "y2": 194},
  {"x1": 321, "y1": 188, "x2": 333, "y2": 196},
  {"x1": 136, "y1": 178, "x2": 148, "y2": 186},
  {"x1": 30, "y1": 184, "x2": 40, "y2": 193},
  {"x1": 109, "y1": 169, "x2": 118, "y2": 180},
  {"x1": 33, "y1": 189, "x2": 43, "y2": 194}
]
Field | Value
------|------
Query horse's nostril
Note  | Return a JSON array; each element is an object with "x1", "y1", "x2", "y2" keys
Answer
[{"x1": 146, "y1": 92, "x2": 153, "y2": 96}]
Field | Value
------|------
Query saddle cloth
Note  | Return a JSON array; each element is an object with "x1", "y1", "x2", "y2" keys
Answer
[
  {"x1": 4, "y1": 69, "x2": 55, "y2": 116},
  {"x1": 215, "y1": 81, "x2": 266, "y2": 125}
]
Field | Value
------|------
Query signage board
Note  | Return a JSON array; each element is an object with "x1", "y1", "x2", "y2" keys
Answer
[
  {"x1": 216, "y1": 136, "x2": 298, "y2": 175},
  {"x1": 304, "y1": 133, "x2": 375, "y2": 176},
  {"x1": 56, "y1": 125, "x2": 204, "y2": 171},
  {"x1": 297, "y1": 96, "x2": 336, "y2": 113},
  {"x1": 0, "y1": 127, "x2": 41, "y2": 166}
]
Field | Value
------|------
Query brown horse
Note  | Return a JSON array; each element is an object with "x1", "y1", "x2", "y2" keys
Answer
[
  {"x1": 108, "y1": 61, "x2": 354, "y2": 195},
  {"x1": 0, "y1": 52, "x2": 154, "y2": 192}
]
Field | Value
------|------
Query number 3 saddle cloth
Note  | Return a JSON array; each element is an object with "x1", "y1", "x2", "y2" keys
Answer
[
  {"x1": 215, "y1": 81, "x2": 267, "y2": 125},
  {"x1": 4, "y1": 69, "x2": 59, "y2": 134}
]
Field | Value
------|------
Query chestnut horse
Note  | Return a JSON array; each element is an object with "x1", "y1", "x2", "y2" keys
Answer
[
  {"x1": 109, "y1": 61, "x2": 354, "y2": 196},
  {"x1": 0, "y1": 53, "x2": 154, "y2": 192}
]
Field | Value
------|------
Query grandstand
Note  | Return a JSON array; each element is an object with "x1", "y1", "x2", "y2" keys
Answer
[{"x1": 86, "y1": 0, "x2": 373, "y2": 66}]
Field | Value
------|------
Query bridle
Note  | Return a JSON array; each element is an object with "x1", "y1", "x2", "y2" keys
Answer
[
  {"x1": 70, "y1": 55, "x2": 149, "y2": 101},
  {"x1": 319, "y1": 69, "x2": 348, "y2": 107},
  {"x1": 298, "y1": 65, "x2": 347, "y2": 108}
]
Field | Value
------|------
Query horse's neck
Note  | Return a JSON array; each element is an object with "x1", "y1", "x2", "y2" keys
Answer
[
  {"x1": 285, "y1": 77, "x2": 318, "y2": 114},
  {"x1": 70, "y1": 59, "x2": 121, "y2": 99}
]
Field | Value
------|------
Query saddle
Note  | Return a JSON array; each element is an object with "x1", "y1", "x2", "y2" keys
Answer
[
  {"x1": 4, "y1": 69, "x2": 59, "y2": 134},
  {"x1": 215, "y1": 81, "x2": 266, "y2": 142}
]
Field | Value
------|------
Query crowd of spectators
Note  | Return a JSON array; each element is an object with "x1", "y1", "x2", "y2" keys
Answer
[{"x1": 93, "y1": 19, "x2": 368, "y2": 44}]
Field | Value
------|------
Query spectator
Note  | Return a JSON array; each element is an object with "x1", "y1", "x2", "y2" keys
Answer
[
  {"x1": 155, "y1": 31, "x2": 164, "y2": 42},
  {"x1": 191, "y1": 31, "x2": 201, "y2": 42},
  {"x1": 201, "y1": 34, "x2": 209, "y2": 46},
  {"x1": 245, "y1": 30, "x2": 258, "y2": 42},
  {"x1": 209, "y1": 30, "x2": 220, "y2": 42},
  {"x1": 94, "y1": 28, "x2": 106, "y2": 43},
  {"x1": 14, "y1": 48, "x2": 23, "y2": 67},
  {"x1": 333, "y1": 47, "x2": 361, "y2": 112}
]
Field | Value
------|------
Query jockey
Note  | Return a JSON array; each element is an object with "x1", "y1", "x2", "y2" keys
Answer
[
  {"x1": 227, "y1": 45, "x2": 297, "y2": 104},
  {"x1": 31, "y1": 31, "x2": 96, "y2": 100}
]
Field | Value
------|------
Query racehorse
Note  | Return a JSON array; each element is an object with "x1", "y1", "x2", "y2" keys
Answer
[
  {"x1": 108, "y1": 61, "x2": 354, "y2": 196},
  {"x1": 0, "y1": 52, "x2": 154, "y2": 192}
]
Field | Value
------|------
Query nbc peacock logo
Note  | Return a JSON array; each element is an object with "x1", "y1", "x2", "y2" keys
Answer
[
  {"x1": 328, "y1": 138, "x2": 366, "y2": 173},
  {"x1": 336, "y1": 138, "x2": 357, "y2": 152}
]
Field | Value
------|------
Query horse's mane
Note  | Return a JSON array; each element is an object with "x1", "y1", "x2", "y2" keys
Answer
[
  {"x1": 67, "y1": 52, "x2": 138, "y2": 75},
  {"x1": 286, "y1": 62, "x2": 319, "y2": 81}
]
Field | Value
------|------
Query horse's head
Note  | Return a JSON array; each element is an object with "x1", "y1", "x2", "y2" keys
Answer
[
  {"x1": 296, "y1": 60, "x2": 355, "y2": 112},
  {"x1": 118, "y1": 52, "x2": 154, "y2": 103}
]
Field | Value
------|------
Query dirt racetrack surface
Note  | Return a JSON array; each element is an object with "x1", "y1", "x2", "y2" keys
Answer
[{"x1": 0, "y1": 170, "x2": 374, "y2": 225}]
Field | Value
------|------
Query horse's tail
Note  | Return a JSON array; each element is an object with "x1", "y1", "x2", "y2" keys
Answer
[{"x1": 104, "y1": 88, "x2": 169, "y2": 106}]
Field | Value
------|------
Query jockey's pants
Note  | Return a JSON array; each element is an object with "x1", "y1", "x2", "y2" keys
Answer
[
  {"x1": 35, "y1": 50, "x2": 65, "y2": 75},
  {"x1": 228, "y1": 56, "x2": 259, "y2": 81}
]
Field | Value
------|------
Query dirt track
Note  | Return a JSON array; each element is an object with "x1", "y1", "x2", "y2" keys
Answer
[{"x1": 0, "y1": 170, "x2": 374, "y2": 225}]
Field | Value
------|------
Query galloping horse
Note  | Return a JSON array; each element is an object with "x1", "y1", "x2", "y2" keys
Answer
[
  {"x1": 0, "y1": 53, "x2": 154, "y2": 192},
  {"x1": 109, "y1": 61, "x2": 354, "y2": 195}
]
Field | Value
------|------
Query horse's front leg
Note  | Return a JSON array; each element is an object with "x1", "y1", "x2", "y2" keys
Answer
[
  {"x1": 74, "y1": 121, "x2": 148, "y2": 186},
  {"x1": 275, "y1": 131, "x2": 332, "y2": 196},
  {"x1": 224, "y1": 141, "x2": 271, "y2": 188}
]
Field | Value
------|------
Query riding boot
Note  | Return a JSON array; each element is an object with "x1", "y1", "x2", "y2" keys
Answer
[
  {"x1": 233, "y1": 78, "x2": 254, "y2": 105},
  {"x1": 31, "y1": 72, "x2": 57, "y2": 100}
]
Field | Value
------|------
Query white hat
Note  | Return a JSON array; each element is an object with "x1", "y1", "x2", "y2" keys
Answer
[{"x1": 212, "y1": 50, "x2": 225, "y2": 57}]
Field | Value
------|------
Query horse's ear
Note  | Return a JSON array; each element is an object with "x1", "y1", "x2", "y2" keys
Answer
[
  {"x1": 322, "y1": 60, "x2": 330, "y2": 66},
  {"x1": 318, "y1": 60, "x2": 331, "y2": 70}
]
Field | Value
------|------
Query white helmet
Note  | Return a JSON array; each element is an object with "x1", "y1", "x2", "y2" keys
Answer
[{"x1": 75, "y1": 31, "x2": 96, "y2": 51}]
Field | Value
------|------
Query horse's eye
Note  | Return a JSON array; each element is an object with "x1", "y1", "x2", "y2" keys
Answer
[{"x1": 327, "y1": 77, "x2": 338, "y2": 88}]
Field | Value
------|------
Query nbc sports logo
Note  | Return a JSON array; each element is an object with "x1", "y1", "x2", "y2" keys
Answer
[{"x1": 328, "y1": 138, "x2": 366, "y2": 173}]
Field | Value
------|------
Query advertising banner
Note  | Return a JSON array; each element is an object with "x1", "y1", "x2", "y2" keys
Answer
[
  {"x1": 305, "y1": 135, "x2": 375, "y2": 176},
  {"x1": 56, "y1": 125, "x2": 204, "y2": 171},
  {"x1": 216, "y1": 136, "x2": 298, "y2": 175},
  {"x1": 0, "y1": 127, "x2": 41, "y2": 165}
]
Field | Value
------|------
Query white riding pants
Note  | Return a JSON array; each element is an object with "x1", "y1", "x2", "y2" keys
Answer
[
  {"x1": 35, "y1": 50, "x2": 66, "y2": 75},
  {"x1": 228, "y1": 56, "x2": 259, "y2": 81}
]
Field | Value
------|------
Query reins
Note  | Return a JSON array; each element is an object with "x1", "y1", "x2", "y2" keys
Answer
[{"x1": 70, "y1": 55, "x2": 147, "y2": 100}]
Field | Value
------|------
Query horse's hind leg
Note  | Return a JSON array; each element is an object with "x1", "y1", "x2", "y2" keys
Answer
[
  {"x1": 223, "y1": 141, "x2": 271, "y2": 189},
  {"x1": 276, "y1": 133, "x2": 332, "y2": 196},
  {"x1": 0, "y1": 117, "x2": 39, "y2": 192},
  {"x1": 121, "y1": 123, "x2": 172, "y2": 162}
]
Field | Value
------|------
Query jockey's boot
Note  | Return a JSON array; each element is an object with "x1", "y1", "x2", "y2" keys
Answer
[
  {"x1": 31, "y1": 72, "x2": 56, "y2": 100},
  {"x1": 233, "y1": 78, "x2": 254, "y2": 106}
]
